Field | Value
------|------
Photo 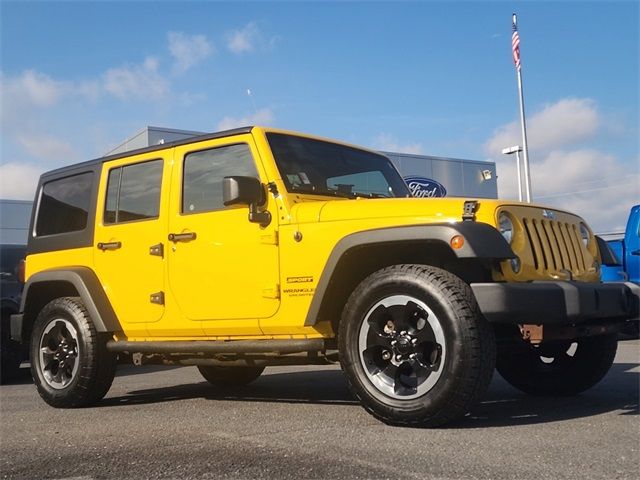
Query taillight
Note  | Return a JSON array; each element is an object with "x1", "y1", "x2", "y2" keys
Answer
[{"x1": 18, "y1": 259, "x2": 25, "y2": 284}]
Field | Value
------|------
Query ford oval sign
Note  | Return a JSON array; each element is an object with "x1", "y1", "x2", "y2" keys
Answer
[{"x1": 404, "y1": 176, "x2": 447, "y2": 198}]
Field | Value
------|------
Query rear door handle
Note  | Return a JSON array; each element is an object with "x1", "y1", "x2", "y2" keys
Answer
[
  {"x1": 97, "y1": 241, "x2": 122, "y2": 250},
  {"x1": 168, "y1": 232, "x2": 197, "y2": 242},
  {"x1": 631, "y1": 249, "x2": 640, "y2": 256}
]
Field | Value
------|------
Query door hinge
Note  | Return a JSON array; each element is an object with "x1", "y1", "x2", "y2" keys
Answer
[
  {"x1": 149, "y1": 243, "x2": 164, "y2": 257},
  {"x1": 150, "y1": 291, "x2": 165, "y2": 305},
  {"x1": 260, "y1": 231, "x2": 279, "y2": 245},
  {"x1": 262, "y1": 284, "x2": 280, "y2": 299}
]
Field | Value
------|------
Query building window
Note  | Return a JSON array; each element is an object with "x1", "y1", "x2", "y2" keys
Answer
[{"x1": 104, "y1": 159, "x2": 163, "y2": 224}]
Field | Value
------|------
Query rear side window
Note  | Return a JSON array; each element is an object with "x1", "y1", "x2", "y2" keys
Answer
[
  {"x1": 182, "y1": 144, "x2": 258, "y2": 214},
  {"x1": 36, "y1": 172, "x2": 93, "y2": 236},
  {"x1": 104, "y1": 159, "x2": 163, "y2": 224}
]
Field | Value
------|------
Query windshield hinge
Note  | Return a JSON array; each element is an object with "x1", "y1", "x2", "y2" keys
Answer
[
  {"x1": 462, "y1": 201, "x2": 479, "y2": 221},
  {"x1": 267, "y1": 182, "x2": 279, "y2": 197}
]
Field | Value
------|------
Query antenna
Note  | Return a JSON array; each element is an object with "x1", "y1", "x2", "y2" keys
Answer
[{"x1": 246, "y1": 88, "x2": 258, "y2": 114}]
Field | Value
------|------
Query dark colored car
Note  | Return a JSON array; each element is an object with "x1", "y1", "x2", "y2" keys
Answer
[{"x1": 1, "y1": 244, "x2": 27, "y2": 383}]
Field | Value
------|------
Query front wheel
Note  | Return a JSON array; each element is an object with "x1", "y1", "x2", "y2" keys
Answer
[
  {"x1": 339, "y1": 264, "x2": 496, "y2": 427},
  {"x1": 30, "y1": 297, "x2": 117, "y2": 408},
  {"x1": 496, "y1": 334, "x2": 618, "y2": 396}
]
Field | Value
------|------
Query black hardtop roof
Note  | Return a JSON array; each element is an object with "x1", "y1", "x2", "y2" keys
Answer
[{"x1": 40, "y1": 126, "x2": 254, "y2": 179}]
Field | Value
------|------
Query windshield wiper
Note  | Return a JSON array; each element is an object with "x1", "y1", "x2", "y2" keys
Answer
[
  {"x1": 290, "y1": 186, "x2": 354, "y2": 198},
  {"x1": 289, "y1": 186, "x2": 391, "y2": 199}
]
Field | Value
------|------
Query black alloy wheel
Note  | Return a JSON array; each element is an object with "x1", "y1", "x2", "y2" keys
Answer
[
  {"x1": 31, "y1": 297, "x2": 116, "y2": 408},
  {"x1": 339, "y1": 264, "x2": 496, "y2": 427}
]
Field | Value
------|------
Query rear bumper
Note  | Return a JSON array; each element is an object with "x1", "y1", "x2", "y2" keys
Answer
[{"x1": 471, "y1": 281, "x2": 640, "y2": 325}]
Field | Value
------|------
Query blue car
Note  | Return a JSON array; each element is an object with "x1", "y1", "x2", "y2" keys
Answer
[
  {"x1": 601, "y1": 205, "x2": 640, "y2": 283},
  {"x1": 601, "y1": 205, "x2": 639, "y2": 338}
]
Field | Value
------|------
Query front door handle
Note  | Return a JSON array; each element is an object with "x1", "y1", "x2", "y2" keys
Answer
[
  {"x1": 631, "y1": 249, "x2": 640, "y2": 256},
  {"x1": 168, "y1": 232, "x2": 197, "y2": 242},
  {"x1": 97, "y1": 241, "x2": 122, "y2": 250}
]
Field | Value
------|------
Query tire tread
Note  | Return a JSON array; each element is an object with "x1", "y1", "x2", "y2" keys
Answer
[
  {"x1": 31, "y1": 296, "x2": 116, "y2": 408},
  {"x1": 339, "y1": 264, "x2": 495, "y2": 427}
]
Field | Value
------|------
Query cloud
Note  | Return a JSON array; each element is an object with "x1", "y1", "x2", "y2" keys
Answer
[
  {"x1": 486, "y1": 98, "x2": 638, "y2": 232},
  {"x1": 1, "y1": 70, "x2": 65, "y2": 107},
  {"x1": 484, "y1": 98, "x2": 599, "y2": 155},
  {"x1": 217, "y1": 108, "x2": 275, "y2": 131},
  {"x1": 373, "y1": 133, "x2": 423, "y2": 155},
  {"x1": 103, "y1": 57, "x2": 169, "y2": 101},
  {"x1": 226, "y1": 22, "x2": 278, "y2": 54},
  {"x1": 0, "y1": 162, "x2": 44, "y2": 200},
  {"x1": 17, "y1": 134, "x2": 78, "y2": 162},
  {"x1": 0, "y1": 70, "x2": 67, "y2": 129},
  {"x1": 168, "y1": 31, "x2": 214, "y2": 72},
  {"x1": 2, "y1": 56, "x2": 172, "y2": 119},
  {"x1": 227, "y1": 22, "x2": 260, "y2": 54}
]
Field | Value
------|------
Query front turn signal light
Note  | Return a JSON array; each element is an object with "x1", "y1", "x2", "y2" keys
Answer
[{"x1": 450, "y1": 235, "x2": 465, "y2": 249}]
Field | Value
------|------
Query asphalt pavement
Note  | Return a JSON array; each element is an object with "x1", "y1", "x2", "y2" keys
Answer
[{"x1": 1, "y1": 341, "x2": 638, "y2": 480}]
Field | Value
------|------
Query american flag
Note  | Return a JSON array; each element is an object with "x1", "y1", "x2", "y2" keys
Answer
[{"x1": 512, "y1": 15, "x2": 521, "y2": 71}]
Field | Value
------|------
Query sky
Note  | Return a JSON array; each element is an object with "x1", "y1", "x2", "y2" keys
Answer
[{"x1": 1, "y1": 0, "x2": 638, "y2": 232}]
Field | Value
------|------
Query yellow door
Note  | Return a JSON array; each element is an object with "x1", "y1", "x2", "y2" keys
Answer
[
  {"x1": 166, "y1": 135, "x2": 280, "y2": 336},
  {"x1": 93, "y1": 154, "x2": 169, "y2": 337}
]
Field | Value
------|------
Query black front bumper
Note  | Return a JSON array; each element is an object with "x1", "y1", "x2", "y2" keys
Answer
[{"x1": 471, "y1": 281, "x2": 640, "y2": 325}]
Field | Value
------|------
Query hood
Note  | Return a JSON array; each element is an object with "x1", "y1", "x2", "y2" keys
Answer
[{"x1": 290, "y1": 197, "x2": 509, "y2": 225}]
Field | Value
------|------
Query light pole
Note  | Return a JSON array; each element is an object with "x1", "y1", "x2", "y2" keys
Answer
[{"x1": 502, "y1": 145, "x2": 524, "y2": 202}]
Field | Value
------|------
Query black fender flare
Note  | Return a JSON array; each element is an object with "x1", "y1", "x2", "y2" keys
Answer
[
  {"x1": 18, "y1": 267, "x2": 120, "y2": 339},
  {"x1": 1, "y1": 298, "x2": 20, "y2": 314},
  {"x1": 304, "y1": 222, "x2": 515, "y2": 326}
]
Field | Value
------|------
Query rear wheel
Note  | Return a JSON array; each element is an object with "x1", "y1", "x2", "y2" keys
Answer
[
  {"x1": 30, "y1": 297, "x2": 117, "y2": 408},
  {"x1": 198, "y1": 365, "x2": 265, "y2": 387},
  {"x1": 339, "y1": 264, "x2": 496, "y2": 427},
  {"x1": 496, "y1": 334, "x2": 618, "y2": 396}
]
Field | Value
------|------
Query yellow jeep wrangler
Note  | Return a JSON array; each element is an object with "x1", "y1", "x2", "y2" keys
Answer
[{"x1": 11, "y1": 127, "x2": 639, "y2": 426}]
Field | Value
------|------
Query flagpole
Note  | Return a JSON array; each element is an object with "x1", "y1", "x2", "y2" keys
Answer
[{"x1": 513, "y1": 13, "x2": 532, "y2": 203}]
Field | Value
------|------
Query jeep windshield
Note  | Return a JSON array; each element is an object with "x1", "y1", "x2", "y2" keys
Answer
[{"x1": 267, "y1": 133, "x2": 410, "y2": 198}]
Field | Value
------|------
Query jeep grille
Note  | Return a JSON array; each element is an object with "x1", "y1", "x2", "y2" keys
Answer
[
  {"x1": 522, "y1": 218, "x2": 588, "y2": 274},
  {"x1": 496, "y1": 206, "x2": 599, "y2": 282}
]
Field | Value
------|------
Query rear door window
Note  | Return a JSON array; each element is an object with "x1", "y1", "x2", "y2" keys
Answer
[{"x1": 104, "y1": 159, "x2": 163, "y2": 224}]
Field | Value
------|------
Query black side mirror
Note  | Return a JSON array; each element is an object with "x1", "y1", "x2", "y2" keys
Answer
[
  {"x1": 222, "y1": 176, "x2": 271, "y2": 226},
  {"x1": 223, "y1": 176, "x2": 265, "y2": 206}
]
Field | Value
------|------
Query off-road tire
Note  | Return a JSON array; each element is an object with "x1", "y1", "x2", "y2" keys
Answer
[
  {"x1": 496, "y1": 333, "x2": 618, "y2": 396},
  {"x1": 30, "y1": 297, "x2": 117, "y2": 408},
  {"x1": 198, "y1": 365, "x2": 265, "y2": 387},
  {"x1": 339, "y1": 264, "x2": 496, "y2": 427}
]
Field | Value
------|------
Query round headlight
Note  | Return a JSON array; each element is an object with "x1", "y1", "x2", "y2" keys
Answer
[
  {"x1": 499, "y1": 212, "x2": 514, "y2": 244},
  {"x1": 579, "y1": 223, "x2": 590, "y2": 247}
]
